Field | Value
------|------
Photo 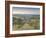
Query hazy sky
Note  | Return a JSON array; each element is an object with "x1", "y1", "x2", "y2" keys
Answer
[{"x1": 12, "y1": 7, "x2": 40, "y2": 15}]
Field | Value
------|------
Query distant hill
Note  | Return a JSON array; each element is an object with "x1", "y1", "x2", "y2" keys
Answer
[{"x1": 13, "y1": 14, "x2": 40, "y2": 19}]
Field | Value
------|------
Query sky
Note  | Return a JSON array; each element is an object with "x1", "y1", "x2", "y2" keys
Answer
[{"x1": 12, "y1": 7, "x2": 40, "y2": 15}]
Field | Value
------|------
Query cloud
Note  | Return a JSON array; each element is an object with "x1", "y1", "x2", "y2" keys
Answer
[{"x1": 12, "y1": 7, "x2": 40, "y2": 15}]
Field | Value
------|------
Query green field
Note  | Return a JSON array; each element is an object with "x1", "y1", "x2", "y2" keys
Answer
[{"x1": 12, "y1": 14, "x2": 40, "y2": 31}]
